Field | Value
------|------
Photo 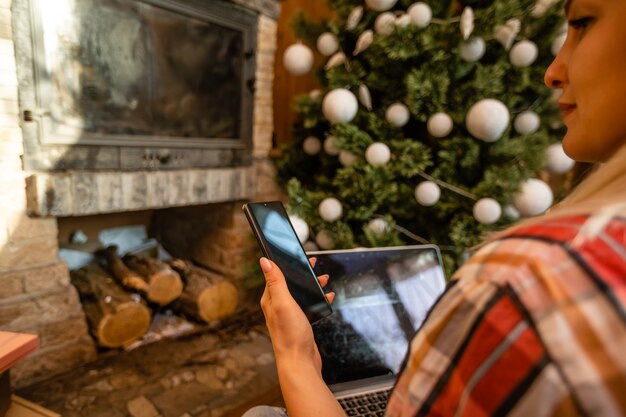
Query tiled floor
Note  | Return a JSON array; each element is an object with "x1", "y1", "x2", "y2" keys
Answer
[{"x1": 16, "y1": 321, "x2": 283, "y2": 417}]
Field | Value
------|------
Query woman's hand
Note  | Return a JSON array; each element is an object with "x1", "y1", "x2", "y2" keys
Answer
[{"x1": 259, "y1": 257, "x2": 334, "y2": 374}]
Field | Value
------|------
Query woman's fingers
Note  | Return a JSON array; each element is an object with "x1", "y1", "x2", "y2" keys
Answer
[
  {"x1": 309, "y1": 257, "x2": 317, "y2": 268},
  {"x1": 317, "y1": 274, "x2": 330, "y2": 287},
  {"x1": 326, "y1": 291, "x2": 335, "y2": 304}
]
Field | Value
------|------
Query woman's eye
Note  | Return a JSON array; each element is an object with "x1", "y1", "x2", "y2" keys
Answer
[{"x1": 569, "y1": 17, "x2": 593, "y2": 30}]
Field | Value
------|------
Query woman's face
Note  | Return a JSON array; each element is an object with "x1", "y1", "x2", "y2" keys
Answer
[{"x1": 544, "y1": 0, "x2": 626, "y2": 162}]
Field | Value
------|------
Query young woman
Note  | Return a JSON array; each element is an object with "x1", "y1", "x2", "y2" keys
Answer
[{"x1": 246, "y1": 0, "x2": 626, "y2": 415}]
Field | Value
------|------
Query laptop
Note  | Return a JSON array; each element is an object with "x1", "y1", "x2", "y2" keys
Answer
[{"x1": 309, "y1": 245, "x2": 447, "y2": 416}]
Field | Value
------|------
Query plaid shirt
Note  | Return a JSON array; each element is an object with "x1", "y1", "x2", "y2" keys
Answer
[{"x1": 386, "y1": 215, "x2": 626, "y2": 417}]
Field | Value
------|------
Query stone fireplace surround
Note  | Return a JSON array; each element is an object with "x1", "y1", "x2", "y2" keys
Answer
[{"x1": 0, "y1": 0, "x2": 282, "y2": 388}]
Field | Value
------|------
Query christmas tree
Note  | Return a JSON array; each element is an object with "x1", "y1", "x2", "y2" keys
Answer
[{"x1": 277, "y1": 0, "x2": 572, "y2": 275}]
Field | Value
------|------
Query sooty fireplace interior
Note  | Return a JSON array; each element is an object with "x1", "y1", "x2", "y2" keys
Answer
[{"x1": 15, "y1": 0, "x2": 257, "y2": 172}]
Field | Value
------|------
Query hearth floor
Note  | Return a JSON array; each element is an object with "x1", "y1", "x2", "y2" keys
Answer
[{"x1": 16, "y1": 322, "x2": 283, "y2": 417}]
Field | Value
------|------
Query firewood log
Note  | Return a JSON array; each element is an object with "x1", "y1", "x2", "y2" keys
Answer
[
  {"x1": 168, "y1": 259, "x2": 238, "y2": 323},
  {"x1": 101, "y1": 246, "x2": 183, "y2": 305},
  {"x1": 122, "y1": 254, "x2": 184, "y2": 306},
  {"x1": 71, "y1": 264, "x2": 152, "y2": 348}
]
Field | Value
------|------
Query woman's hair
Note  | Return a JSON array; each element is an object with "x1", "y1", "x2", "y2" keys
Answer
[
  {"x1": 490, "y1": 143, "x2": 626, "y2": 241},
  {"x1": 546, "y1": 143, "x2": 626, "y2": 218}
]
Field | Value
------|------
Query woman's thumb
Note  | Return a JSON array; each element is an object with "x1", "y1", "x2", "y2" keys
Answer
[{"x1": 260, "y1": 258, "x2": 289, "y2": 295}]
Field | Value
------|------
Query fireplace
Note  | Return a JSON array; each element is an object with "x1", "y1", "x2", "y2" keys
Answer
[
  {"x1": 1, "y1": 0, "x2": 282, "y2": 388},
  {"x1": 15, "y1": 0, "x2": 257, "y2": 171}
]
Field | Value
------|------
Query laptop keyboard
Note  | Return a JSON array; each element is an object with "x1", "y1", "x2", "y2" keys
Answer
[{"x1": 338, "y1": 389, "x2": 391, "y2": 416}]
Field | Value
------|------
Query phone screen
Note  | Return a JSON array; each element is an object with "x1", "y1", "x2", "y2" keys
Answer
[{"x1": 243, "y1": 201, "x2": 332, "y2": 323}]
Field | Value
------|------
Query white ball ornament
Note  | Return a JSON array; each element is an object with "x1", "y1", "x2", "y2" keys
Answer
[
  {"x1": 283, "y1": 43, "x2": 314, "y2": 75},
  {"x1": 545, "y1": 142, "x2": 575, "y2": 174},
  {"x1": 514, "y1": 111, "x2": 541, "y2": 135},
  {"x1": 365, "y1": 142, "x2": 391, "y2": 166},
  {"x1": 509, "y1": 40, "x2": 539, "y2": 67},
  {"x1": 473, "y1": 198, "x2": 502, "y2": 225},
  {"x1": 309, "y1": 89, "x2": 322, "y2": 100},
  {"x1": 324, "y1": 136, "x2": 341, "y2": 156},
  {"x1": 365, "y1": 0, "x2": 398, "y2": 12},
  {"x1": 303, "y1": 136, "x2": 322, "y2": 155},
  {"x1": 408, "y1": 2, "x2": 432, "y2": 28},
  {"x1": 339, "y1": 150, "x2": 358, "y2": 167},
  {"x1": 513, "y1": 179, "x2": 554, "y2": 217},
  {"x1": 427, "y1": 112, "x2": 454, "y2": 138},
  {"x1": 288, "y1": 215, "x2": 310, "y2": 244},
  {"x1": 503, "y1": 204, "x2": 520, "y2": 220},
  {"x1": 466, "y1": 99, "x2": 510, "y2": 142},
  {"x1": 415, "y1": 181, "x2": 441, "y2": 206},
  {"x1": 303, "y1": 240, "x2": 319, "y2": 252},
  {"x1": 322, "y1": 88, "x2": 358, "y2": 124},
  {"x1": 395, "y1": 13, "x2": 411, "y2": 28},
  {"x1": 459, "y1": 37, "x2": 486, "y2": 62},
  {"x1": 317, "y1": 32, "x2": 339, "y2": 56},
  {"x1": 315, "y1": 230, "x2": 335, "y2": 250},
  {"x1": 319, "y1": 197, "x2": 343, "y2": 222},
  {"x1": 367, "y1": 218, "x2": 389, "y2": 237},
  {"x1": 375, "y1": 12, "x2": 396, "y2": 35},
  {"x1": 385, "y1": 102, "x2": 410, "y2": 127},
  {"x1": 551, "y1": 33, "x2": 567, "y2": 56}
]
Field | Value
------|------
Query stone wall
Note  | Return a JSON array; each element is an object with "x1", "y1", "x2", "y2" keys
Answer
[
  {"x1": 1, "y1": 0, "x2": 282, "y2": 388},
  {"x1": 0, "y1": 0, "x2": 97, "y2": 386}
]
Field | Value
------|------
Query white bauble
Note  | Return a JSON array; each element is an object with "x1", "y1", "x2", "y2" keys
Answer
[
  {"x1": 509, "y1": 40, "x2": 539, "y2": 67},
  {"x1": 375, "y1": 12, "x2": 396, "y2": 35},
  {"x1": 514, "y1": 111, "x2": 541, "y2": 135},
  {"x1": 288, "y1": 215, "x2": 310, "y2": 244},
  {"x1": 322, "y1": 88, "x2": 358, "y2": 124},
  {"x1": 303, "y1": 136, "x2": 322, "y2": 155},
  {"x1": 494, "y1": 18, "x2": 521, "y2": 50},
  {"x1": 513, "y1": 179, "x2": 554, "y2": 217},
  {"x1": 545, "y1": 142, "x2": 575, "y2": 174},
  {"x1": 427, "y1": 112, "x2": 454, "y2": 138},
  {"x1": 347, "y1": 6, "x2": 364, "y2": 30},
  {"x1": 339, "y1": 150, "x2": 358, "y2": 167},
  {"x1": 367, "y1": 218, "x2": 389, "y2": 237},
  {"x1": 395, "y1": 13, "x2": 411, "y2": 28},
  {"x1": 309, "y1": 89, "x2": 322, "y2": 100},
  {"x1": 459, "y1": 37, "x2": 486, "y2": 62},
  {"x1": 408, "y1": 2, "x2": 432, "y2": 28},
  {"x1": 365, "y1": 142, "x2": 391, "y2": 166},
  {"x1": 365, "y1": 0, "x2": 398, "y2": 12},
  {"x1": 385, "y1": 102, "x2": 410, "y2": 127},
  {"x1": 415, "y1": 181, "x2": 441, "y2": 206},
  {"x1": 473, "y1": 198, "x2": 502, "y2": 225},
  {"x1": 353, "y1": 30, "x2": 374, "y2": 55},
  {"x1": 503, "y1": 204, "x2": 520, "y2": 220},
  {"x1": 283, "y1": 43, "x2": 314, "y2": 75},
  {"x1": 358, "y1": 84, "x2": 373, "y2": 111},
  {"x1": 466, "y1": 99, "x2": 510, "y2": 142},
  {"x1": 325, "y1": 52, "x2": 347, "y2": 70},
  {"x1": 551, "y1": 33, "x2": 567, "y2": 56},
  {"x1": 531, "y1": 0, "x2": 560, "y2": 17},
  {"x1": 303, "y1": 240, "x2": 319, "y2": 252},
  {"x1": 315, "y1": 230, "x2": 335, "y2": 250},
  {"x1": 460, "y1": 6, "x2": 475, "y2": 40},
  {"x1": 317, "y1": 32, "x2": 339, "y2": 56},
  {"x1": 319, "y1": 197, "x2": 343, "y2": 222},
  {"x1": 324, "y1": 135, "x2": 341, "y2": 156}
]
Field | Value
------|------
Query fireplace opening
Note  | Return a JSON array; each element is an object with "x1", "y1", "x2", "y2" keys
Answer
[{"x1": 56, "y1": 202, "x2": 264, "y2": 351}]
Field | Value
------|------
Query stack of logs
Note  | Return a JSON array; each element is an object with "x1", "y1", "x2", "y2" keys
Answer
[{"x1": 70, "y1": 246, "x2": 239, "y2": 348}]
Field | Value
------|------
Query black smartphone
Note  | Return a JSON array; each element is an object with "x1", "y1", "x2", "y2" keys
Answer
[{"x1": 243, "y1": 201, "x2": 333, "y2": 323}]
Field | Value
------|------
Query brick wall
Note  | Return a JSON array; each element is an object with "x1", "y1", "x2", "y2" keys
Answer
[
  {"x1": 0, "y1": 0, "x2": 97, "y2": 388},
  {"x1": 1, "y1": 0, "x2": 282, "y2": 388}
]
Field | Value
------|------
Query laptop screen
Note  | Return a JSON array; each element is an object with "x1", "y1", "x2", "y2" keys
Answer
[{"x1": 309, "y1": 245, "x2": 446, "y2": 386}]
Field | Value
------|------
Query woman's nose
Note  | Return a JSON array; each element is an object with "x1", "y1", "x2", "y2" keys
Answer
[{"x1": 544, "y1": 42, "x2": 568, "y2": 89}]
